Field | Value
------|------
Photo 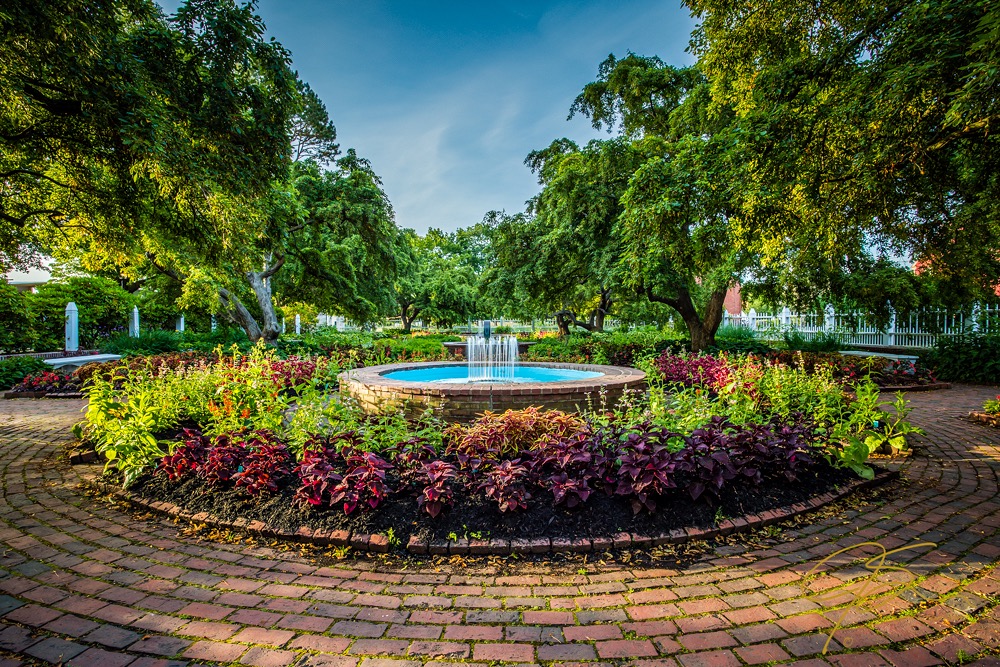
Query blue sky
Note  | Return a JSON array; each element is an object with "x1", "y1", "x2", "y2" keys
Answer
[{"x1": 161, "y1": 1, "x2": 697, "y2": 233}]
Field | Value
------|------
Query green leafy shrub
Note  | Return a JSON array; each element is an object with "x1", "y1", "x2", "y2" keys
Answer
[
  {"x1": 0, "y1": 281, "x2": 33, "y2": 353},
  {"x1": 782, "y1": 330, "x2": 842, "y2": 352},
  {"x1": 709, "y1": 326, "x2": 772, "y2": 355},
  {"x1": 0, "y1": 356, "x2": 49, "y2": 388},
  {"x1": 26, "y1": 277, "x2": 134, "y2": 351},
  {"x1": 101, "y1": 328, "x2": 250, "y2": 356},
  {"x1": 523, "y1": 328, "x2": 684, "y2": 366},
  {"x1": 920, "y1": 334, "x2": 1000, "y2": 384}
]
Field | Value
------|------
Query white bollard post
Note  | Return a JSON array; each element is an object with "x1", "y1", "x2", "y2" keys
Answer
[
  {"x1": 294, "y1": 314, "x2": 301, "y2": 335},
  {"x1": 129, "y1": 306, "x2": 140, "y2": 338},
  {"x1": 886, "y1": 305, "x2": 897, "y2": 347},
  {"x1": 176, "y1": 314, "x2": 185, "y2": 333},
  {"x1": 64, "y1": 302, "x2": 78, "y2": 352}
]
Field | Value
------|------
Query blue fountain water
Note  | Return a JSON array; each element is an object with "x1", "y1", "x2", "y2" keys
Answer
[{"x1": 383, "y1": 365, "x2": 603, "y2": 384}]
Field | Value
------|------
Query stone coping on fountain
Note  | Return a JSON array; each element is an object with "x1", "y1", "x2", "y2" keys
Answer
[{"x1": 339, "y1": 361, "x2": 646, "y2": 421}]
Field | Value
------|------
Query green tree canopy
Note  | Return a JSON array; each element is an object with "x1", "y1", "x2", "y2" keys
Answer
[
  {"x1": 1, "y1": 0, "x2": 297, "y2": 271},
  {"x1": 394, "y1": 230, "x2": 477, "y2": 332},
  {"x1": 686, "y1": 0, "x2": 1000, "y2": 303}
]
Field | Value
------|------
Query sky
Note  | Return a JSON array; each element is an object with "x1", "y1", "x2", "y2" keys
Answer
[{"x1": 160, "y1": 1, "x2": 697, "y2": 233}]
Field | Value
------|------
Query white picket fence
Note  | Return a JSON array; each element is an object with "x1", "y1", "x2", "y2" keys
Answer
[{"x1": 723, "y1": 304, "x2": 1000, "y2": 349}]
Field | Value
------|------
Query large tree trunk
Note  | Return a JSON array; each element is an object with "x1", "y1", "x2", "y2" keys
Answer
[
  {"x1": 218, "y1": 255, "x2": 285, "y2": 345},
  {"x1": 218, "y1": 287, "x2": 263, "y2": 341},
  {"x1": 555, "y1": 311, "x2": 572, "y2": 336},
  {"x1": 643, "y1": 284, "x2": 728, "y2": 352},
  {"x1": 400, "y1": 303, "x2": 419, "y2": 333},
  {"x1": 246, "y1": 264, "x2": 281, "y2": 344},
  {"x1": 594, "y1": 287, "x2": 612, "y2": 333}
]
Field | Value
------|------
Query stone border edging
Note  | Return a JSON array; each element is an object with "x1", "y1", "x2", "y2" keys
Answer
[
  {"x1": 94, "y1": 469, "x2": 898, "y2": 557},
  {"x1": 969, "y1": 412, "x2": 1000, "y2": 428},
  {"x1": 878, "y1": 382, "x2": 951, "y2": 392},
  {"x1": 2, "y1": 390, "x2": 84, "y2": 399}
]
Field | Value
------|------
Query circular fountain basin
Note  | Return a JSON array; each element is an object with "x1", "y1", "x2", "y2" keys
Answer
[{"x1": 339, "y1": 362, "x2": 646, "y2": 422}]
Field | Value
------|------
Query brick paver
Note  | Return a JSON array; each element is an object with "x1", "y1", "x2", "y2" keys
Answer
[{"x1": 1, "y1": 386, "x2": 1000, "y2": 665}]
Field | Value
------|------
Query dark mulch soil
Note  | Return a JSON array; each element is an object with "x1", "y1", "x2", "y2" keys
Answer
[{"x1": 129, "y1": 462, "x2": 860, "y2": 549}]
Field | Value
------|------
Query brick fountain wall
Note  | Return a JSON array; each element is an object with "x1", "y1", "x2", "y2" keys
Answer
[{"x1": 338, "y1": 362, "x2": 646, "y2": 422}]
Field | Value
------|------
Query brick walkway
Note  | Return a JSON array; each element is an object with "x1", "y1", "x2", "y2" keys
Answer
[{"x1": 2, "y1": 387, "x2": 1000, "y2": 667}]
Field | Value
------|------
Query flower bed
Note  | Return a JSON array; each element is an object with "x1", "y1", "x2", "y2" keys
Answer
[
  {"x1": 6, "y1": 371, "x2": 83, "y2": 397},
  {"x1": 77, "y1": 343, "x2": 919, "y2": 552},
  {"x1": 119, "y1": 410, "x2": 890, "y2": 553}
]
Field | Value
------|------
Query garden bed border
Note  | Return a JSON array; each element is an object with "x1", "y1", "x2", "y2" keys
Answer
[
  {"x1": 96, "y1": 468, "x2": 898, "y2": 556},
  {"x1": 2, "y1": 390, "x2": 84, "y2": 399},
  {"x1": 878, "y1": 382, "x2": 951, "y2": 392},
  {"x1": 969, "y1": 412, "x2": 1000, "y2": 428}
]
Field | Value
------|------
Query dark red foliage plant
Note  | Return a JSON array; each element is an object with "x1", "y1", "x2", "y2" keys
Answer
[
  {"x1": 158, "y1": 429, "x2": 211, "y2": 481},
  {"x1": 329, "y1": 450, "x2": 394, "y2": 515},
  {"x1": 293, "y1": 446, "x2": 343, "y2": 508},
  {"x1": 614, "y1": 426, "x2": 682, "y2": 513},
  {"x1": 198, "y1": 435, "x2": 245, "y2": 486},
  {"x1": 387, "y1": 437, "x2": 440, "y2": 485},
  {"x1": 655, "y1": 352, "x2": 733, "y2": 390},
  {"x1": 479, "y1": 459, "x2": 531, "y2": 512},
  {"x1": 415, "y1": 460, "x2": 458, "y2": 518},
  {"x1": 232, "y1": 437, "x2": 293, "y2": 496}
]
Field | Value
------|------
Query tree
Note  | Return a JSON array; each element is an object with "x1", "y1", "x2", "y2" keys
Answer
[
  {"x1": 685, "y1": 0, "x2": 1000, "y2": 304},
  {"x1": 1, "y1": 0, "x2": 297, "y2": 271},
  {"x1": 67, "y1": 62, "x2": 398, "y2": 344},
  {"x1": 569, "y1": 54, "x2": 749, "y2": 349},
  {"x1": 394, "y1": 230, "x2": 478, "y2": 333},
  {"x1": 517, "y1": 138, "x2": 646, "y2": 334},
  {"x1": 0, "y1": 281, "x2": 32, "y2": 353},
  {"x1": 25, "y1": 277, "x2": 133, "y2": 351}
]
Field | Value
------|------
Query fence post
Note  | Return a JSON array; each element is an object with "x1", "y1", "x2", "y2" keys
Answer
[
  {"x1": 176, "y1": 314, "x2": 185, "y2": 333},
  {"x1": 781, "y1": 306, "x2": 792, "y2": 330},
  {"x1": 824, "y1": 304, "x2": 836, "y2": 333},
  {"x1": 281, "y1": 317, "x2": 286, "y2": 334},
  {"x1": 294, "y1": 314, "x2": 301, "y2": 335},
  {"x1": 129, "y1": 306, "x2": 140, "y2": 338},
  {"x1": 747, "y1": 308, "x2": 758, "y2": 332},
  {"x1": 971, "y1": 302, "x2": 982, "y2": 333},
  {"x1": 886, "y1": 305, "x2": 897, "y2": 347},
  {"x1": 211, "y1": 315, "x2": 217, "y2": 332},
  {"x1": 64, "y1": 302, "x2": 78, "y2": 352}
]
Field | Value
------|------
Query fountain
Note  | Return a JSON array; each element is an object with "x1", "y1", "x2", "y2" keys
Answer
[
  {"x1": 466, "y1": 333, "x2": 519, "y2": 383},
  {"x1": 339, "y1": 319, "x2": 645, "y2": 421}
]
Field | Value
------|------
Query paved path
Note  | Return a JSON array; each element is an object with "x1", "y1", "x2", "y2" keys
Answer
[{"x1": 2, "y1": 386, "x2": 1000, "y2": 666}]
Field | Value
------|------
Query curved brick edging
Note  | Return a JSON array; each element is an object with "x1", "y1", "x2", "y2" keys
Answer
[
  {"x1": 96, "y1": 469, "x2": 897, "y2": 557},
  {"x1": 877, "y1": 382, "x2": 951, "y2": 393},
  {"x1": 340, "y1": 361, "x2": 646, "y2": 421},
  {"x1": 2, "y1": 391, "x2": 84, "y2": 400}
]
